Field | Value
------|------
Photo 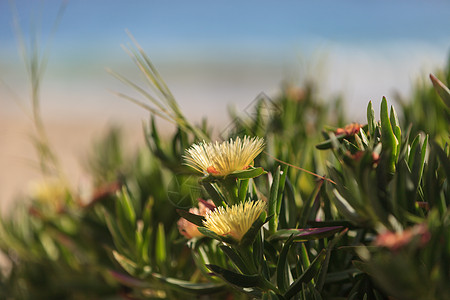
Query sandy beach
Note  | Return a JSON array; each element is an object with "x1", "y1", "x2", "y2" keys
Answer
[{"x1": 0, "y1": 114, "x2": 146, "y2": 211}]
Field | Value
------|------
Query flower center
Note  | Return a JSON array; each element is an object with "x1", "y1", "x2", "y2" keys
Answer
[{"x1": 207, "y1": 166, "x2": 220, "y2": 175}]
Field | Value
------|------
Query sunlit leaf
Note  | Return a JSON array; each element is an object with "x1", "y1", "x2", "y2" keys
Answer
[
  {"x1": 269, "y1": 166, "x2": 281, "y2": 233},
  {"x1": 229, "y1": 167, "x2": 267, "y2": 179},
  {"x1": 367, "y1": 101, "x2": 376, "y2": 138},
  {"x1": 206, "y1": 264, "x2": 261, "y2": 288},
  {"x1": 267, "y1": 226, "x2": 344, "y2": 242},
  {"x1": 112, "y1": 251, "x2": 137, "y2": 275},
  {"x1": 430, "y1": 73, "x2": 450, "y2": 109},
  {"x1": 380, "y1": 97, "x2": 398, "y2": 173},
  {"x1": 152, "y1": 273, "x2": 225, "y2": 295},
  {"x1": 155, "y1": 223, "x2": 166, "y2": 266}
]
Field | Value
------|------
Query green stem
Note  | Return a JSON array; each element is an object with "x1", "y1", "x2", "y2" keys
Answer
[
  {"x1": 237, "y1": 245, "x2": 281, "y2": 295},
  {"x1": 260, "y1": 276, "x2": 281, "y2": 295},
  {"x1": 238, "y1": 179, "x2": 250, "y2": 202},
  {"x1": 218, "y1": 177, "x2": 240, "y2": 205},
  {"x1": 237, "y1": 245, "x2": 257, "y2": 274}
]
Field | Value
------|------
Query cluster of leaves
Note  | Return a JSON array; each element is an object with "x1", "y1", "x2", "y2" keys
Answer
[
  {"x1": 0, "y1": 37, "x2": 449, "y2": 300},
  {"x1": 317, "y1": 93, "x2": 450, "y2": 299}
]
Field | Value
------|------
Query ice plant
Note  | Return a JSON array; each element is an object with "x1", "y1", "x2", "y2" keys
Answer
[
  {"x1": 203, "y1": 200, "x2": 266, "y2": 242},
  {"x1": 184, "y1": 136, "x2": 265, "y2": 177}
]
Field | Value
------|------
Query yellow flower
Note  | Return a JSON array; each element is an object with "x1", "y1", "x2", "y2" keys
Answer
[
  {"x1": 203, "y1": 200, "x2": 266, "y2": 241},
  {"x1": 184, "y1": 136, "x2": 265, "y2": 177},
  {"x1": 29, "y1": 178, "x2": 69, "y2": 212}
]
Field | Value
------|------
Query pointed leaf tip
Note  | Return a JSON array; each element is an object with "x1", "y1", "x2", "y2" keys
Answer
[{"x1": 430, "y1": 73, "x2": 450, "y2": 108}]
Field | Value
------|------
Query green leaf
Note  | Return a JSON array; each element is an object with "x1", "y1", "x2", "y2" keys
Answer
[
  {"x1": 229, "y1": 167, "x2": 267, "y2": 179},
  {"x1": 298, "y1": 243, "x2": 311, "y2": 273},
  {"x1": 142, "y1": 197, "x2": 154, "y2": 234},
  {"x1": 367, "y1": 102, "x2": 376, "y2": 138},
  {"x1": 111, "y1": 271, "x2": 226, "y2": 295},
  {"x1": 152, "y1": 273, "x2": 225, "y2": 295},
  {"x1": 114, "y1": 189, "x2": 136, "y2": 245},
  {"x1": 39, "y1": 232, "x2": 59, "y2": 261},
  {"x1": 430, "y1": 73, "x2": 450, "y2": 109},
  {"x1": 389, "y1": 105, "x2": 401, "y2": 144},
  {"x1": 354, "y1": 134, "x2": 364, "y2": 150},
  {"x1": 146, "y1": 116, "x2": 169, "y2": 162},
  {"x1": 238, "y1": 178, "x2": 250, "y2": 202},
  {"x1": 434, "y1": 141, "x2": 450, "y2": 182},
  {"x1": 380, "y1": 97, "x2": 399, "y2": 173},
  {"x1": 104, "y1": 209, "x2": 129, "y2": 255},
  {"x1": 423, "y1": 146, "x2": 442, "y2": 212},
  {"x1": 324, "y1": 269, "x2": 360, "y2": 284},
  {"x1": 269, "y1": 166, "x2": 281, "y2": 233},
  {"x1": 254, "y1": 227, "x2": 268, "y2": 278},
  {"x1": 240, "y1": 211, "x2": 268, "y2": 247},
  {"x1": 262, "y1": 290, "x2": 283, "y2": 300},
  {"x1": 277, "y1": 234, "x2": 295, "y2": 293},
  {"x1": 109, "y1": 270, "x2": 152, "y2": 288},
  {"x1": 155, "y1": 223, "x2": 166, "y2": 266},
  {"x1": 118, "y1": 186, "x2": 136, "y2": 225},
  {"x1": 316, "y1": 229, "x2": 348, "y2": 292},
  {"x1": 359, "y1": 127, "x2": 369, "y2": 148},
  {"x1": 112, "y1": 250, "x2": 137, "y2": 275},
  {"x1": 197, "y1": 226, "x2": 222, "y2": 240},
  {"x1": 201, "y1": 182, "x2": 227, "y2": 207},
  {"x1": 299, "y1": 180, "x2": 324, "y2": 228},
  {"x1": 206, "y1": 264, "x2": 261, "y2": 288},
  {"x1": 315, "y1": 133, "x2": 347, "y2": 150},
  {"x1": 139, "y1": 227, "x2": 151, "y2": 265},
  {"x1": 284, "y1": 179, "x2": 298, "y2": 228},
  {"x1": 218, "y1": 177, "x2": 240, "y2": 205},
  {"x1": 219, "y1": 244, "x2": 251, "y2": 274},
  {"x1": 197, "y1": 226, "x2": 236, "y2": 244},
  {"x1": 176, "y1": 209, "x2": 205, "y2": 227},
  {"x1": 284, "y1": 249, "x2": 327, "y2": 299},
  {"x1": 276, "y1": 165, "x2": 288, "y2": 223},
  {"x1": 191, "y1": 246, "x2": 219, "y2": 279},
  {"x1": 352, "y1": 260, "x2": 375, "y2": 277},
  {"x1": 331, "y1": 188, "x2": 366, "y2": 225},
  {"x1": 408, "y1": 134, "x2": 421, "y2": 168},
  {"x1": 267, "y1": 226, "x2": 344, "y2": 242},
  {"x1": 411, "y1": 135, "x2": 428, "y2": 193}
]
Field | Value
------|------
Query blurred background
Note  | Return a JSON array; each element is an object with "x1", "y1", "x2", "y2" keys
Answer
[{"x1": 1, "y1": 0, "x2": 449, "y2": 209}]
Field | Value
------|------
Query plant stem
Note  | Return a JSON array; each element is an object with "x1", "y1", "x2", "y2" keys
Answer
[
  {"x1": 218, "y1": 177, "x2": 240, "y2": 205},
  {"x1": 237, "y1": 245, "x2": 281, "y2": 295}
]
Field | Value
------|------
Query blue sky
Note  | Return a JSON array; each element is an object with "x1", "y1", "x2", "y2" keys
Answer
[
  {"x1": 2, "y1": 1, "x2": 449, "y2": 54},
  {"x1": 1, "y1": 1, "x2": 450, "y2": 122}
]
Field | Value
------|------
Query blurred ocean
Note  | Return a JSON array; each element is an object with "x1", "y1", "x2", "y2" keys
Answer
[{"x1": 1, "y1": 0, "x2": 450, "y2": 207}]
